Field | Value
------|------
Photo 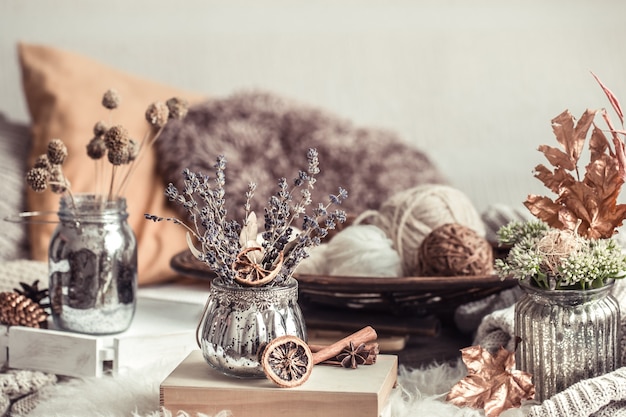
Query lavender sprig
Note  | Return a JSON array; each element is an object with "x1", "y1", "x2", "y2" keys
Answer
[{"x1": 145, "y1": 148, "x2": 347, "y2": 287}]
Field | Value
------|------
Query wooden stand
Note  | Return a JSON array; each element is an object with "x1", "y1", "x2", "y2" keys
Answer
[{"x1": 1, "y1": 296, "x2": 202, "y2": 377}]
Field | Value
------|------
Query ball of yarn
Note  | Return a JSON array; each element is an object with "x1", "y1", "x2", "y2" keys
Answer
[
  {"x1": 367, "y1": 184, "x2": 485, "y2": 276},
  {"x1": 294, "y1": 244, "x2": 329, "y2": 275},
  {"x1": 417, "y1": 223, "x2": 493, "y2": 276},
  {"x1": 324, "y1": 225, "x2": 402, "y2": 277}
]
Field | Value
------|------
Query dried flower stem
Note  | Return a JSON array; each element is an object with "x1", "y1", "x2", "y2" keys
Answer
[{"x1": 115, "y1": 128, "x2": 160, "y2": 198}]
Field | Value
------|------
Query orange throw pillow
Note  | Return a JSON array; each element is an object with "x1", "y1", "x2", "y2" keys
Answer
[{"x1": 18, "y1": 43, "x2": 206, "y2": 285}]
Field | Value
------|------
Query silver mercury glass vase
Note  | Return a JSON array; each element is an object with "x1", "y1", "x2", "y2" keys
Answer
[
  {"x1": 515, "y1": 280, "x2": 620, "y2": 402},
  {"x1": 198, "y1": 277, "x2": 307, "y2": 378},
  {"x1": 48, "y1": 193, "x2": 137, "y2": 335}
]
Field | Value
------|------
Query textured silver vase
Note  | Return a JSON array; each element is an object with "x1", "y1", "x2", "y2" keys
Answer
[
  {"x1": 515, "y1": 281, "x2": 620, "y2": 402},
  {"x1": 48, "y1": 194, "x2": 137, "y2": 335},
  {"x1": 198, "y1": 277, "x2": 307, "y2": 378}
]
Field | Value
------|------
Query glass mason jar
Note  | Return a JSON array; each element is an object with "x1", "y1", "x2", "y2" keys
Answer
[
  {"x1": 48, "y1": 194, "x2": 137, "y2": 335},
  {"x1": 515, "y1": 281, "x2": 620, "y2": 402},
  {"x1": 198, "y1": 277, "x2": 307, "y2": 378}
]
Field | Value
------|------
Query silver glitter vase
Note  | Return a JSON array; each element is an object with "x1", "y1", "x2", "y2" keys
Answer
[
  {"x1": 198, "y1": 277, "x2": 307, "y2": 378},
  {"x1": 48, "y1": 194, "x2": 137, "y2": 335},
  {"x1": 515, "y1": 281, "x2": 620, "y2": 402}
]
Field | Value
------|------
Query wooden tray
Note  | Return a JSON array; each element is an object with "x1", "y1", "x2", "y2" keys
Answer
[{"x1": 170, "y1": 250, "x2": 518, "y2": 316}]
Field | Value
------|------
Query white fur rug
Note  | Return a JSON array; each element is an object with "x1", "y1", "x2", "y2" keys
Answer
[{"x1": 27, "y1": 357, "x2": 510, "y2": 417}]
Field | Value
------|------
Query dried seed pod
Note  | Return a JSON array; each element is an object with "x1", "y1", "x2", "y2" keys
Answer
[
  {"x1": 166, "y1": 97, "x2": 189, "y2": 120},
  {"x1": 104, "y1": 125, "x2": 130, "y2": 152},
  {"x1": 107, "y1": 148, "x2": 130, "y2": 166},
  {"x1": 47, "y1": 138, "x2": 68, "y2": 165},
  {"x1": 102, "y1": 89, "x2": 121, "y2": 110},
  {"x1": 33, "y1": 154, "x2": 52, "y2": 171},
  {"x1": 93, "y1": 120, "x2": 109, "y2": 136},
  {"x1": 25, "y1": 167, "x2": 50, "y2": 192},
  {"x1": 86, "y1": 136, "x2": 107, "y2": 160},
  {"x1": 261, "y1": 335, "x2": 313, "y2": 388},
  {"x1": 145, "y1": 101, "x2": 169, "y2": 128}
]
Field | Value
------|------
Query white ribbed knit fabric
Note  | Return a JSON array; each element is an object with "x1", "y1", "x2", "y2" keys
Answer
[
  {"x1": 527, "y1": 369, "x2": 626, "y2": 417},
  {"x1": 0, "y1": 370, "x2": 57, "y2": 416}
]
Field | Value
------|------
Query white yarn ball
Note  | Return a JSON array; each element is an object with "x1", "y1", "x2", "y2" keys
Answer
[
  {"x1": 294, "y1": 244, "x2": 329, "y2": 275},
  {"x1": 368, "y1": 184, "x2": 485, "y2": 276},
  {"x1": 324, "y1": 225, "x2": 402, "y2": 277}
]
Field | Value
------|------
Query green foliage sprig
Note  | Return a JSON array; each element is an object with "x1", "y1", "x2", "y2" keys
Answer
[{"x1": 495, "y1": 220, "x2": 626, "y2": 290}]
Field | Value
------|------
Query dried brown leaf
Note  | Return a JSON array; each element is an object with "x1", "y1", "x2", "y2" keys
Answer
[
  {"x1": 446, "y1": 345, "x2": 534, "y2": 417},
  {"x1": 550, "y1": 109, "x2": 596, "y2": 166},
  {"x1": 551, "y1": 110, "x2": 576, "y2": 157},
  {"x1": 572, "y1": 109, "x2": 598, "y2": 160},
  {"x1": 537, "y1": 145, "x2": 575, "y2": 171},
  {"x1": 533, "y1": 164, "x2": 576, "y2": 195},
  {"x1": 524, "y1": 195, "x2": 564, "y2": 229},
  {"x1": 526, "y1": 108, "x2": 626, "y2": 239},
  {"x1": 589, "y1": 125, "x2": 610, "y2": 161}
]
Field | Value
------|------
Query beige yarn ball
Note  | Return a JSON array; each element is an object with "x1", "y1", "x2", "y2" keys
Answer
[{"x1": 365, "y1": 184, "x2": 485, "y2": 276}]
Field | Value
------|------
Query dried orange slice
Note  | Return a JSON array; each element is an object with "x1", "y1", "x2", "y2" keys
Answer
[
  {"x1": 261, "y1": 335, "x2": 313, "y2": 388},
  {"x1": 232, "y1": 248, "x2": 284, "y2": 287}
]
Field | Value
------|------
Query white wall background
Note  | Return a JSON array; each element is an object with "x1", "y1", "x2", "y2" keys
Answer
[{"x1": 1, "y1": 0, "x2": 625, "y2": 214}]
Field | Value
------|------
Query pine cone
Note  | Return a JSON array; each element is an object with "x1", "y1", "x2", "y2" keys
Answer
[
  {"x1": 0, "y1": 292, "x2": 48, "y2": 329},
  {"x1": 15, "y1": 280, "x2": 50, "y2": 308}
]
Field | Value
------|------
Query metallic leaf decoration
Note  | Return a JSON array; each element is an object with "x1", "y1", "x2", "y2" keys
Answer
[{"x1": 446, "y1": 344, "x2": 534, "y2": 417}]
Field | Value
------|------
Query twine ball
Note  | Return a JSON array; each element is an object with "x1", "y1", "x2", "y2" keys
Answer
[
  {"x1": 367, "y1": 184, "x2": 485, "y2": 276},
  {"x1": 417, "y1": 223, "x2": 493, "y2": 276}
]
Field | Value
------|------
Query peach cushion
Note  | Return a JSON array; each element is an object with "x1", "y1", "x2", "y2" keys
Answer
[{"x1": 18, "y1": 43, "x2": 205, "y2": 285}]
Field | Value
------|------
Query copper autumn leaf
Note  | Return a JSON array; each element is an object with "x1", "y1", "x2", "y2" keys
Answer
[
  {"x1": 446, "y1": 345, "x2": 534, "y2": 417},
  {"x1": 525, "y1": 109, "x2": 626, "y2": 239}
]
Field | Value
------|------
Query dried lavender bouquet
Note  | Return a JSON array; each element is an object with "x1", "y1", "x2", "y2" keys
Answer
[{"x1": 146, "y1": 148, "x2": 348, "y2": 287}]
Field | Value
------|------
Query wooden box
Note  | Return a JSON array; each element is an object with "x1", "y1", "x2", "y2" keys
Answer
[{"x1": 160, "y1": 350, "x2": 398, "y2": 417}]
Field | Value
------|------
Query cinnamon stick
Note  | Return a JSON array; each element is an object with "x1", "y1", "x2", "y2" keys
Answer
[
  {"x1": 310, "y1": 342, "x2": 379, "y2": 364},
  {"x1": 311, "y1": 326, "x2": 377, "y2": 365}
]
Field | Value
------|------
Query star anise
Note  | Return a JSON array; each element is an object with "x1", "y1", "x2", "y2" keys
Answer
[{"x1": 336, "y1": 341, "x2": 370, "y2": 369}]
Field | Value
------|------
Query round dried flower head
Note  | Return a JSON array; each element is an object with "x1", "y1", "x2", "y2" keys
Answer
[
  {"x1": 166, "y1": 97, "x2": 189, "y2": 120},
  {"x1": 102, "y1": 89, "x2": 121, "y2": 110},
  {"x1": 33, "y1": 154, "x2": 52, "y2": 171},
  {"x1": 86, "y1": 137, "x2": 107, "y2": 160},
  {"x1": 107, "y1": 148, "x2": 130, "y2": 166},
  {"x1": 145, "y1": 101, "x2": 169, "y2": 128},
  {"x1": 104, "y1": 125, "x2": 130, "y2": 152},
  {"x1": 93, "y1": 120, "x2": 109, "y2": 137},
  {"x1": 47, "y1": 139, "x2": 68, "y2": 165},
  {"x1": 25, "y1": 167, "x2": 49, "y2": 193},
  {"x1": 49, "y1": 166, "x2": 70, "y2": 194}
]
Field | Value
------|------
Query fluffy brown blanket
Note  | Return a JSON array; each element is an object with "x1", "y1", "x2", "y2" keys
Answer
[{"x1": 155, "y1": 90, "x2": 446, "y2": 221}]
